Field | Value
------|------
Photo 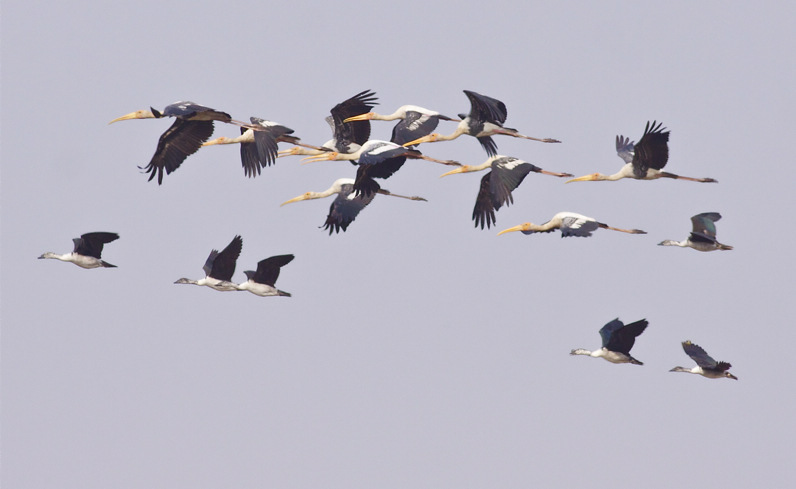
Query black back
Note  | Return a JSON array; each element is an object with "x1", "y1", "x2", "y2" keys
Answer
[
  {"x1": 203, "y1": 235, "x2": 243, "y2": 281},
  {"x1": 73, "y1": 232, "x2": 119, "y2": 259},
  {"x1": 632, "y1": 121, "x2": 670, "y2": 178}
]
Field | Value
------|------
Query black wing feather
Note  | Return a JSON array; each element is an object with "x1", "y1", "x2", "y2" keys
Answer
[
  {"x1": 142, "y1": 119, "x2": 215, "y2": 184},
  {"x1": 632, "y1": 120, "x2": 669, "y2": 178}
]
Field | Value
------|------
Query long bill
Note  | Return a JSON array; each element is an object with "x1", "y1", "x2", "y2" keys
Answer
[
  {"x1": 280, "y1": 194, "x2": 311, "y2": 206},
  {"x1": 402, "y1": 134, "x2": 437, "y2": 147},
  {"x1": 343, "y1": 113, "x2": 374, "y2": 123},
  {"x1": 108, "y1": 110, "x2": 155, "y2": 124},
  {"x1": 301, "y1": 153, "x2": 338, "y2": 165},
  {"x1": 565, "y1": 174, "x2": 601, "y2": 183},
  {"x1": 496, "y1": 224, "x2": 529, "y2": 236}
]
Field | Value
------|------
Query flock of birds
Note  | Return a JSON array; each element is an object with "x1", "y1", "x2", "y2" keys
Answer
[{"x1": 38, "y1": 89, "x2": 737, "y2": 379}]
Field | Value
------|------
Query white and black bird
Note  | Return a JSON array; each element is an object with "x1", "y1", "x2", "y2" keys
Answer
[
  {"x1": 497, "y1": 212, "x2": 646, "y2": 238},
  {"x1": 343, "y1": 104, "x2": 459, "y2": 146},
  {"x1": 221, "y1": 255, "x2": 295, "y2": 297},
  {"x1": 278, "y1": 89, "x2": 378, "y2": 157},
  {"x1": 281, "y1": 178, "x2": 426, "y2": 234},
  {"x1": 302, "y1": 140, "x2": 459, "y2": 197},
  {"x1": 202, "y1": 117, "x2": 318, "y2": 177},
  {"x1": 439, "y1": 155, "x2": 573, "y2": 229},
  {"x1": 570, "y1": 318, "x2": 649, "y2": 365},
  {"x1": 38, "y1": 232, "x2": 119, "y2": 269},
  {"x1": 402, "y1": 90, "x2": 560, "y2": 156},
  {"x1": 659, "y1": 212, "x2": 733, "y2": 251},
  {"x1": 567, "y1": 121, "x2": 717, "y2": 183},
  {"x1": 110, "y1": 101, "x2": 245, "y2": 184},
  {"x1": 670, "y1": 341, "x2": 738, "y2": 380},
  {"x1": 174, "y1": 235, "x2": 243, "y2": 291}
]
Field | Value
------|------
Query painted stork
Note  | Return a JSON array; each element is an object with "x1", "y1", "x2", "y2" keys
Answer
[
  {"x1": 659, "y1": 212, "x2": 733, "y2": 251},
  {"x1": 570, "y1": 318, "x2": 649, "y2": 365},
  {"x1": 670, "y1": 341, "x2": 738, "y2": 380},
  {"x1": 497, "y1": 212, "x2": 646, "y2": 238},
  {"x1": 38, "y1": 232, "x2": 119, "y2": 269},
  {"x1": 439, "y1": 155, "x2": 573, "y2": 229},
  {"x1": 109, "y1": 101, "x2": 244, "y2": 184},
  {"x1": 278, "y1": 89, "x2": 378, "y2": 158},
  {"x1": 343, "y1": 105, "x2": 459, "y2": 146},
  {"x1": 302, "y1": 140, "x2": 459, "y2": 197},
  {"x1": 174, "y1": 235, "x2": 242, "y2": 291},
  {"x1": 202, "y1": 117, "x2": 322, "y2": 177},
  {"x1": 401, "y1": 90, "x2": 560, "y2": 156},
  {"x1": 567, "y1": 121, "x2": 718, "y2": 183},
  {"x1": 281, "y1": 178, "x2": 427, "y2": 234},
  {"x1": 219, "y1": 255, "x2": 295, "y2": 297}
]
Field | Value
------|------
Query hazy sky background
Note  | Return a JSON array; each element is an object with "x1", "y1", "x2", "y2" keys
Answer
[{"x1": 3, "y1": 1, "x2": 795, "y2": 487}]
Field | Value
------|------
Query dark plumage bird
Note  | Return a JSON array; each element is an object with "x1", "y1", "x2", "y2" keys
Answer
[
  {"x1": 110, "y1": 101, "x2": 241, "y2": 184},
  {"x1": 278, "y1": 89, "x2": 379, "y2": 157},
  {"x1": 174, "y1": 235, "x2": 243, "y2": 291},
  {"x1": 202, "y1": 117, "x2": 314, "y2": 177},
  {"x1": 567, "y1": 121, "x2": 717, "y2": 183},
  {"x1": 659, "y1": 212, "x2": 733, "y2": 251},
  {"x1": 670, "y1": 341, "x2": 738, "y2": 379},
  {"x1": 570, "y1": 318, "x2": 649, "y2": 365},
  {"x1": 302, "y1": 140, "x2": 459, "y2": 198},
  {"x1": 38, "y1": 232, "x2": 119, "y2": 268},
  {"x1": 343, "y1": 104, "x2": 459, "y2": 146},
  {"x1": 497, "y1": 212, "x2": 647, "y2": 238},
  {"x1": 401, "y1": 90, "x2": 560, "y2": 156},
  {"x1": 220, "y1": 255, "x2": 295, "y2": 297},
  {"x1": 439, "y1": 155, "x2": 573, "y2": 229},
  {"x1": 281, "y1": 178, "x2": 426, "y2": 234}
]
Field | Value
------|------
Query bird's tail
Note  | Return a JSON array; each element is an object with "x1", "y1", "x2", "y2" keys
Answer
[{"x1": 101, "y1": 261, "x2": 117, "y2": 268}]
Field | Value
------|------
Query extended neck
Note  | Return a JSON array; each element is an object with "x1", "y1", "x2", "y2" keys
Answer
[{"x1": 659, "y1": 240, "x2": 688, "y2": 247}]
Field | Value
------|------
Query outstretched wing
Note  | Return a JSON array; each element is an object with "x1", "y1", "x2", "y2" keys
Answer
[
  {"x1": 463, "y1": 90, "x2": 507, "y2": 125},
  {"x1": 142, "y1": 119, "x2": 215, "y2": 184},
  {"x1": 632, "y1": 120, "x2": 669, "y2": 178},
  {"x1": 73, "y1": 232, "x2": 119, "y2": 258},
  {"x1": 251, "y1": 254, "x2": 295, "y2": 286},
  {"x1": 615, "y1": 135, "x2": 635, "y2": 164}
]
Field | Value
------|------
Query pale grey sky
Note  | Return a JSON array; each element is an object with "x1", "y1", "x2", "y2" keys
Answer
[{"x1": 3, "y1": 1, "x2": 795, "y2": 487}]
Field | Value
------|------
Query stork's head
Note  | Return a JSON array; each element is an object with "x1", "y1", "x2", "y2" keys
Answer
[
  {"x1": 108, "y1": 109, "x2": 156, "y2": 124},
  {"x1": 566, "y1": 173, "x2": 605, "y2": 183}
]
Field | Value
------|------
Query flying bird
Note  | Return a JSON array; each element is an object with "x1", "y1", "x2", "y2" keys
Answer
[
  {"x1": 343, "y1": 105, "x2": 459, "y2": 146},
  {"x1": 659, "y1": 212, "x2": 733, "y2": 251},
  {"x1": 281, "y1": 178, "x2": 427, "y2": 234},
  {"x1": 401, "y1": 90, "x2": 560, "y2": 156},
  {"x1": 567, "y1": 121, "x2": 717, "y2": 183},
  {"x1": 110, "y1": 101, "x2": 243, "y2": 184},
  {"x1": 439, "y1": 155, "x2": 573, "y2": 229},
  {"x1": 219, "y1": 255, "x2": 295, "y2": 297},
  {"x1": 570, "y1": 318, "x2": 649, "y2": 365},
  {"x1": 174, "y1": 235, "x2": 243, "y2": 291},
  {"x1": 278, "y1": 89, "x2": 378, "y2": 157},
  {"x1": 302, "y1": 140, "x2": 459, "y2": 197},
  {"x1": 38, "y1": 232, "x2": 119, "y2": 268},
  {"x1": 670, "y1": 341, "x2": 738, "y2": 380},
  {"x1": 497, "y1": 212, "x2": 646, "y2": 238},
  {"x1": 202, "y1": 117, "x2": 321, "y2": 177}
]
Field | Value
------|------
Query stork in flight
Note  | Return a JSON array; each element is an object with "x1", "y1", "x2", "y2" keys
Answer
[
  {"x1": 439, "y1": 155, "x2": 573, "y2": 229},
  {"x1": 670, "y1": 341, "x2": 738, "y2": 379},
  {"x1": 497, "y1": 212, "x2": 646, "y2": 238},
  {"x1": 567, "y1": 121, "x2": 717, "y2": 183},
  {"x1": 110, "y1": 101, "x2": 244, "y2": 184},
  {"x1": 401, "y1": 90, "x2": 560, "y2": 156},
  {"x1": 343, "y1": 104, "x2": 459, "y2": 146},
  {"x1": 659, "y1": 212, "x2": 733, "y2": 251},
  {"x1": 278, "y1": 89, "x2": 378, "y2": 158},
  {"x1": 302, "y1": 139, "x2": 459, "y2": 197},
  {"x1": 174, "y1": 235, "x2": 242, "y2": 291},
  {"x1": 281, "y1": 178, "x2": 427, "y2": 234},
  {"x1": 571, "y1": 318, "x2": 649, "y2": 365},
  {"x1": 219, "y1": 255, "x2": 295, "y2": 297},
  {"x1": 38, "y1": 232, "x2": 119, "y2": 268},
  {"x1": 202, "y1": 117, "x2": 322, "y2": 177}
]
